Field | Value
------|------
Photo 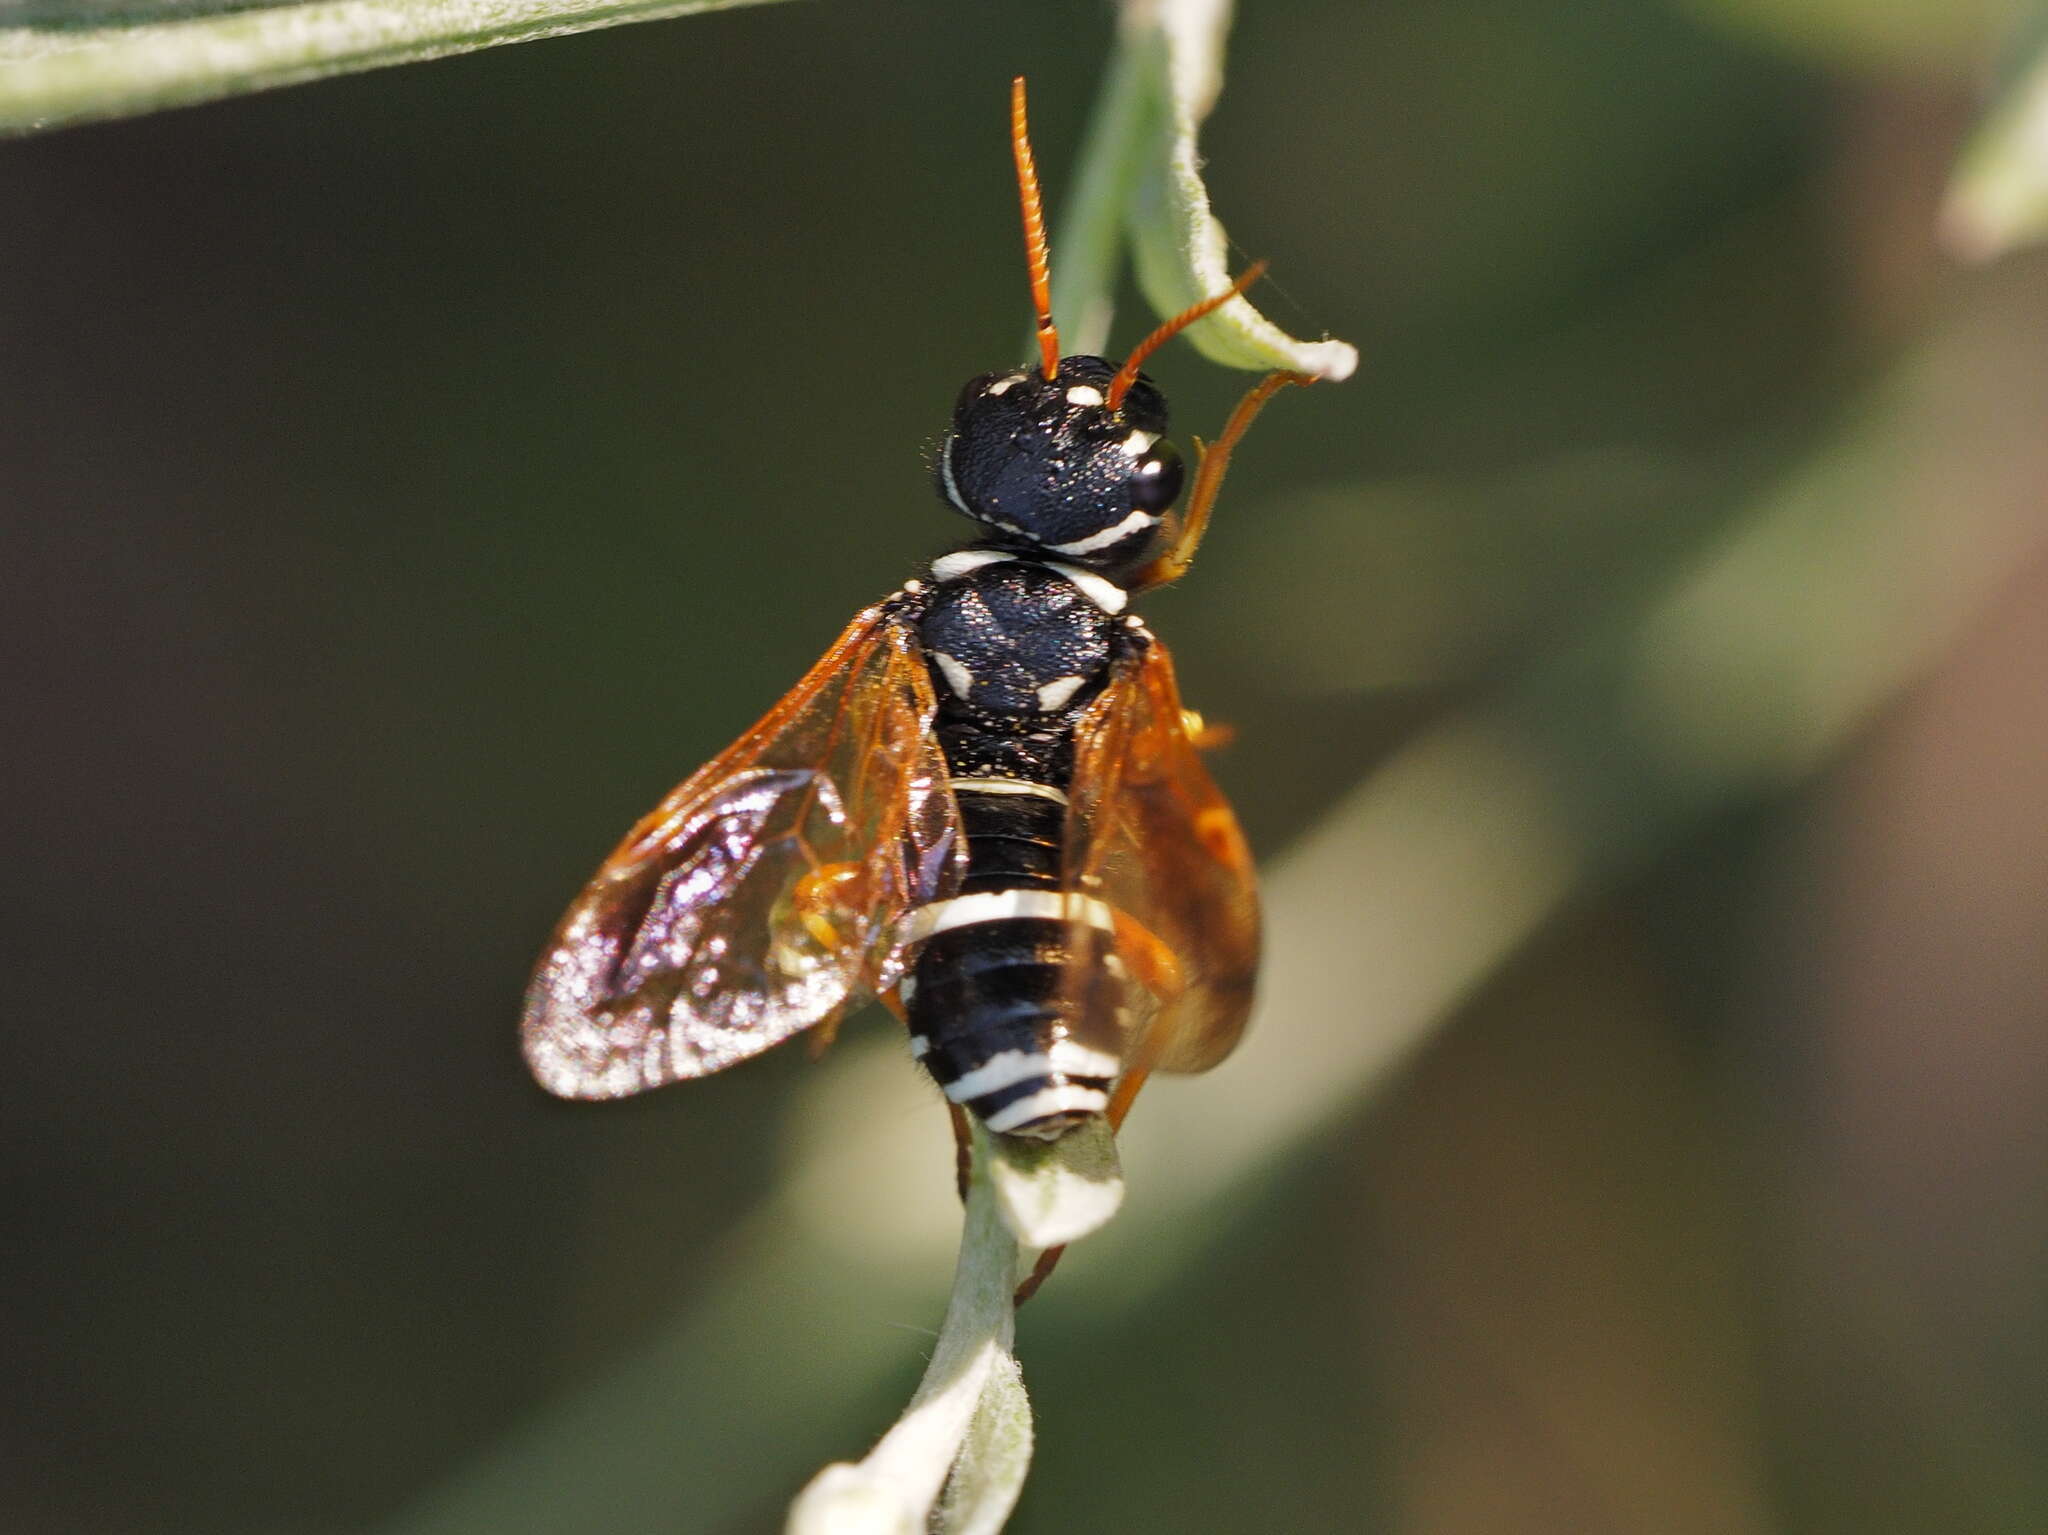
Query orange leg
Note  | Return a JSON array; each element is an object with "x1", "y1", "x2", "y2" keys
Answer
[
  {"x1": 791, "y1": 860, "x2": 862, "y2": 951},
  {"x1": 1132, "y1": 370, "x2": 1315, "y2": 593},
  {"x1": 1014, "y1": 1245, "x2": 1062, "y2": 1306},
  {"x1": 1181, "y1": 709, "x2": 1236, "y2": 752},
  {"x1": 948, "y1": 1102, "x2": 973, "y2": 1204},
  {"x1": 1111, "y1": 908, "x2": 1186, "y2": 1007}
]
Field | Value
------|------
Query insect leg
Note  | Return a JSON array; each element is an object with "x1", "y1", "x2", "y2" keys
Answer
[
  {"x1": 790, "y1": 860, "x2": 863, "y2": 950},
  {"x1": 949, "y1": 1102, "x2": 973, "y2": 1203},
  {"x1": 1181, "y1": 708, "x2": 1237, "y2": 752},
  {"x1": 1131, "y1": 369, "x2": 1315, "y2": 592}
]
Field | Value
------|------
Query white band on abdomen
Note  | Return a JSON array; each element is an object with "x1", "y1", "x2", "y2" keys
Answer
[
  {"x1": 948, "y1": 776, "x2": 1070, "y2": 806},
  {"x1": 1046, "y1": 1038, "x2": 1121, "y2": 1078},
  {"x1": 902, "y1": 889, "x2": 1115, "y2": 944},
  {"x1": 942, "y1": 1047, "x2": 1054, "y2": 1103},
  {"x1": 983, "y1": 1083, "x2": 1111, "y2": 1134}
]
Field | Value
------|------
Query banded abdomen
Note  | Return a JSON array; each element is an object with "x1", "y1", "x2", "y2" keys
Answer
[{"x1": 902, "y1": 779, "x2": 1125, "y2": 1136}]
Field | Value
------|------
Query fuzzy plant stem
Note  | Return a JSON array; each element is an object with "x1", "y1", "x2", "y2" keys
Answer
[{"x1": 785, "y1": 1127, "x2": 1030, "y2": 1535}]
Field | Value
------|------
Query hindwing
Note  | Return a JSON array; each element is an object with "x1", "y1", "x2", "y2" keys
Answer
[{"x1": 1058, "y1": 635, "x2": 1260, "y2": 1079}]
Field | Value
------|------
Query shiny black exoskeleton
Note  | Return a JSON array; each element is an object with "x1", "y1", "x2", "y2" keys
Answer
[
  {"x1": 935, "y1": 354, "x2": 1184, "y2": 576},
  {"x1": 900, "y1": 354, "x2": 1187, "y2": 1136}
]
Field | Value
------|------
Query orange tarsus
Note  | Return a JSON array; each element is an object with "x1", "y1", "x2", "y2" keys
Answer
[
  {"x1": 1132, "y1": 368, "x2": 1315, "y2": 592},
  {"x1": 1105, "y1": 260, "x2": 1269, "y2": 411},
  {"x1": 1010, "y1": 77, "x2": 1060, "y2": 381},
  {"x1": 1103, "y1": 1062, "x2": 1155, "y2": 1134},
  {"x1": 1183, "y1": 710, "x2": 1237, "y2": 752},
  {"x1": 1014, "y1": 1244, "x2": 1061, "y2": 1306}
]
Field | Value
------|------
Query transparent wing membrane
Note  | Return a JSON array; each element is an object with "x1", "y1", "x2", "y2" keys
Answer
[
  {"x1": 1060, "y1": 639, "x2": 1260, "y2": 1078},
  {"x1": 524, "y1": 606, "x2": 963, "y2": 1099}
]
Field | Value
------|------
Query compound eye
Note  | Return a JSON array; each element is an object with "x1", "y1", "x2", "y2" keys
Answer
[{"x1": 1130, "y1": 440, "x2": 1185, "y2": 514}]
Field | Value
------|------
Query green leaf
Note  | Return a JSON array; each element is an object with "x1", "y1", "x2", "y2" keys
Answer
[
  {"x1": 986, "y1": 1115, "x2": 1124, "y2": 1249},
  {"x1": 1118, "y1": 0, "x2": 1355, "y2": 379},
  {"x1": 934, "y1": 1354, "x2": 1033, "y2": 1535},
  {"x1": 1047, "y1": 0, "x2": 1356, "y2": 379},
  {"x1": 0, "y1": 0, "x2": 789, "y2": 135}
]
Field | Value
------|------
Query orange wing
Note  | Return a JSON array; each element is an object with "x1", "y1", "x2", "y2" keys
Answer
[
  {"x1": 523, "y1": 603, "x2": 964, "y2": 1099},
  {"x1": 1059, "y1": 635, "x2": 1260, "y2": 1078}
]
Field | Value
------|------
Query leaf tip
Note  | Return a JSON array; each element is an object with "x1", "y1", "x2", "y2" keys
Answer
[
  {"x1": 986, "y1": 1117, "x2": 1126, "y2": 1249},
  {"x1": 785, "y1": 1463, "x2": 920, "y2": 1535}
]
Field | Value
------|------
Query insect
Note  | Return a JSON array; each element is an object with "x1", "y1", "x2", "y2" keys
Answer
[{"x1": 523, "y1": 78, "x2": 1309, "y2": 1154}]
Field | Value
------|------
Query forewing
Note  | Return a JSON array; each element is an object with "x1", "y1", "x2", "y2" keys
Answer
[
  {"x1": 1060, "y1": 638, "x2": 1260, "y2": 1076},
  {"x1": 524, "y1": 605, "x2": 964, "y2": 1099}
]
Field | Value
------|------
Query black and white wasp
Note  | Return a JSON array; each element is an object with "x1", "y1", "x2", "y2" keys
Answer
[{"x1": 523, "y1": 78, "x2": 1308, "y2": 1152}]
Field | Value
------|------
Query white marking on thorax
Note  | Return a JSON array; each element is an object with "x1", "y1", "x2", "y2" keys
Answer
[
  {"x1": 1040, "y1": 560, "x2": 1128, "y2": 613},
  {"x1": 930, "y1": 548, "x2": 1014, "y2": 582},
  {"x1": 1035, "y1": 675, "x2": 1086, "y2": 711},
  {"x1": 983, "y1": 1083, "x2": 1110, "y2": 1134},
  {"x1": 948, "y1": 776, "x2": 1070, "y2": 806},
  {"x1": 1065, "y1": 383, "x2": 1105, "y2": 407},
  {"x1": 938, "y1": 437, "x2": 970, "y2": 514},
  {"x1": 1045, "y1": 507, "x2": 1159, "y2": 559},
  {"x1": 903, "y1": 889, "x2": 1115, "y2": 943},
  {"x1": 942, "y1": 1047, "x2": 1054, "y2": 1103},
  {"x1": 930, "y1": 651, "x2": 974, "y2": 698},
  {"x1": 929, "y1": 549, "x2": 1129, "y2": 616},
  {"x1": 907, "y1": 1032, "x2": 930, "y2": 1058},
  {"x1": 984, "y1": 374, "x2": 1022, "y2": 397}
]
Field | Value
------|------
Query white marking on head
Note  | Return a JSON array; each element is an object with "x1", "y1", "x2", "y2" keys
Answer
[
  {"x1": 903, "y1": 889, "x2": 1116, "y2": 944},
  {"x1": 902, "y1": 578, "x2": 925, "y2": 594},
  {"x1": 943, "y1": 1048, "x2": 1054, "y2": 1103},
  {"x1": 1040, "y1": 561, "x2": 1128, "y2": 614},
  {"x1": 984, "y1": 374, "x2": 1023, "y2": 397},
  {"x1": 1035, "y1": 675, "x2": 1086, "y2": 711},
  {"x1": 907, "y1": 1032, "x2": 930, "y2": 1057},
  {"x1": 931, "y1": 651, "x2": 974, "y2": 699},
  {"x1": 899, "y1": 974, "x2": 918, "y2": 1004},
  {"x1": 1045, "y1": 506, "x2": 1159, "y2": 559},
  {"x1": 1064, "y1": 383, "x2": 1106, "y2": 407},
  {"x1": 930, "y1": 548, "x2": 1015, "y2": 583},
  {"x1": 1118, "y1": 429, "x2": 1159, "y2": 458},
  {"x1": 939, "y1": 436, "x2": 970, "y2": 514},
  {"x1": 983, "y1": 1083, "x2": 1111, "y2": 1135}
]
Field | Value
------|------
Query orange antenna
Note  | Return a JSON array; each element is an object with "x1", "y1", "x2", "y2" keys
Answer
[
  {"x1": 1105, "y1": 260, "x2": 1268, "y2": 411},
  {"x1": 1010, "y1": 76, "x2": 1060, "y2": 381}
]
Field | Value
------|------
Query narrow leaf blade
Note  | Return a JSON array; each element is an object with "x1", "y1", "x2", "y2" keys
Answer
[
  {"x1": 0, "y1": 0, "x2": 789, "y2": 135},
  {"x1": 1119, "y1": 0, "x2": 1357, "y2": 379}
]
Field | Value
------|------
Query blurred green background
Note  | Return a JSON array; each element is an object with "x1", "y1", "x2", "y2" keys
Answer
[{"x1": 7, "y1": 0, "x2": 2048, "y2": 1530}]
